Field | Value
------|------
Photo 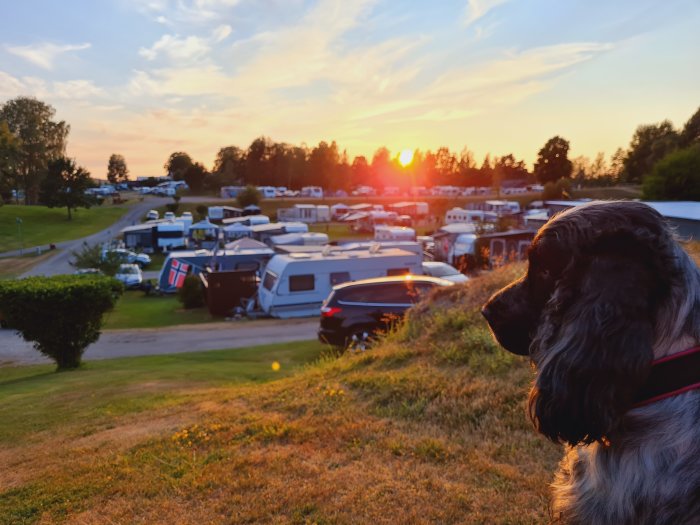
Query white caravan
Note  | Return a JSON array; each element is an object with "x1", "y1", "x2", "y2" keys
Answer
[{"x1": 258, "y1": 247, "x2": 423, "y2": 318}]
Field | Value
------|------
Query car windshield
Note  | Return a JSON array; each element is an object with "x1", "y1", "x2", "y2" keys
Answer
[
  {"x1": 428, "y1": 264, "x2": 459, "y2": 277},
  {"x1": 120, "y1": 266, "x2": 139, "y2": 275}
]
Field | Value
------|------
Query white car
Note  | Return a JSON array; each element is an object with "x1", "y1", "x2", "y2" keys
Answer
[
  {"x1": 146, "y1": 209, "x2": 159, "y2": 220},
  {"x1": 114, "y1": 264, "x2": 143, "y2": 289},
  {"x1": 103, "y1": 248, "x2": 151, "y2": 267},
  {"x1": 421, "y1": 262, "x2": 469, "y2": 283},
  {"x1": 164, "y1": 211, "x2": 175, "y2": 220}
]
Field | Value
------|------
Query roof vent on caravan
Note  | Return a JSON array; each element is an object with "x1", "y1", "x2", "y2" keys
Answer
[
  {"x1": 369, "y1": 242, "x2": 381, "y2": 254},
  {"x1": 289, "y1": 253, "x2": 311, "y2": 259},
  {"x1": 322, "y1": 245, "x2": 333, "y2": 257}
]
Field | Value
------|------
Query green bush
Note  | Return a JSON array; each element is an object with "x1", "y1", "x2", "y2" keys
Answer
[
  {"x1": 165, "y1": 202, "x2": 179, "y2": 213},
  {"x1": 196, "y1": 204, "x2": 208, "y2": 220},
  {"x1": 70, "y1": 242, "x2": 121, "y2": 276},
  {"x1": 177, "y1": 274, "x2": 204, "y2": 309},
  {"x1": 236, "y1": 185, "x2": 261, "y2": 208},
  {"x1": 0, "y1": 275, "x2": 123, "y2": 370},
  {"x1": 642, "y1": 144, "x2": 700, "y2": 200}
]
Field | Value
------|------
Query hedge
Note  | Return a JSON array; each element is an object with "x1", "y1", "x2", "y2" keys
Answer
[{"x1": 0, "y1": 275, "x2": 123, "y2": 370}]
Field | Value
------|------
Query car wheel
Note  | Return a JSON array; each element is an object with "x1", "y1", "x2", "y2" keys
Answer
[{"x1": 346, "y1": 329, "x2": 374, "y2": 352}]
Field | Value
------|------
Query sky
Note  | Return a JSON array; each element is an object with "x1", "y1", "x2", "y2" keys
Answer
[{"x1": 0, "y1": 0, "x2": 699, "y2": 179}]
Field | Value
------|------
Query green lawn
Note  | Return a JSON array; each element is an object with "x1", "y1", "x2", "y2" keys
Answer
[
  {"x1": 103, "y1": 290, "x2": 215, "y2": 329},
  {"x1": 0, "y1": 340, "x2": 325, "y2": 445},
  {"x1": 0, "y1": 203, "x2": 133, "y2": 253}
]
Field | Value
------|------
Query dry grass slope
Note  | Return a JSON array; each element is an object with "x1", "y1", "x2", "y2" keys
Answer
[{"x1": 1, "y1": 262, "x2": 564, "y2": 524}]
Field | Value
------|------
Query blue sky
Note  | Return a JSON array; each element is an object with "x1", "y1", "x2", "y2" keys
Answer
[{"x1": 1, "y1": 0, "x2": 698, "y2": 178}]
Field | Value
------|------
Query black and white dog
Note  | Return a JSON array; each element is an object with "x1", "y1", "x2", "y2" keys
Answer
[{"x1": 482, "y1": 201, "x2": 700, "y2": 524}]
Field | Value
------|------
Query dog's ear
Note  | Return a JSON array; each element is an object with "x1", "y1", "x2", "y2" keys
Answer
[{"x1": 528, "y1": 237, "x2": 660, "y2": 445}]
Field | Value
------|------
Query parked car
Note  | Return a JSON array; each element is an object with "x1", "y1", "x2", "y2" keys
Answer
[
  {"x1": 114, "y1": 264, "x2": 143, "y2": 289},
  {"x1": 318, "y1": 275, "x2": 454, "y2": 349},
  {"x1": 421, "y1": 262, "x2": 469, "y2": 283},
  {"x1": 103, "y1": 248, "x2": 151, "y2": 267},
  {"x1": 146, "y1": 209, "x2": 159, "y2": 220}
]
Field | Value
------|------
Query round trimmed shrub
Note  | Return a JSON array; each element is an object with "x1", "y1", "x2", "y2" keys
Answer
[{"x1": 0, "y1": 275, "x2": 123, "y2": 370}]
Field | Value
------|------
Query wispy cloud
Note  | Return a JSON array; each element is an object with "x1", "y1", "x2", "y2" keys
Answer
[
  {"x1": 139, "y1": 34, "x2": 210, "y2": 61},
  {"x1": 464, "y1": 0, "x2": 510, "y2": 27},
  {"x1": 6, "y1": 42, "x2": 91, "y2": 70},
  {"x1": 0, "y1": 70, "x2": 104, "y2": 100},
  {"x1": 212, "y1": 24, "x2": 232, "y2": 42}
]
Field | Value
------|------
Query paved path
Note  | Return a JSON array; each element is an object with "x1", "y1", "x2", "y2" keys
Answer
[
  {"x1": 11, "y1": 197, "x2": 169, "y2": 277},
  {"x1": 0, "y1": 319, "x2": 320, "y2": 366}
]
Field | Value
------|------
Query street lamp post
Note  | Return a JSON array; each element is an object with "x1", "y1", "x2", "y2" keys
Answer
[{"x1": 16, "y1": 217, "x2": 23, "y2": 256}]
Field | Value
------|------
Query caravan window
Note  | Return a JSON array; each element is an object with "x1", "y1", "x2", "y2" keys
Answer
[
  {"x1": 387, "y1": 268, "x2": 409, "y2": 276},
  {"x1": 262, "y1": 271, "x2": 277, "y2": 291},
  {"x1": 289, "y1": 274, "x2": 314, "y2": 292},
  {"x1": 330, "y1": 272, "x2": 351, "y2": 286}
]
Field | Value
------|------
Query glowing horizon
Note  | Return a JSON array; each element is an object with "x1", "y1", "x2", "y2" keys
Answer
[{"x1": 0, "y1": 0, "x2": 698, "y2": 179}]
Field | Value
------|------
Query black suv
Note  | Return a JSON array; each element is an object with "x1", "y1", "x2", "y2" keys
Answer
[{"x1": 318, "y1": 275, "x2": 454, "y2": 349}]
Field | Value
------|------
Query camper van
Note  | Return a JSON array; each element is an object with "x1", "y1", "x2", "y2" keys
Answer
[
  {"x1": 374, "y1": 226, "x2": 416, "y2": 242},
  {"x1": 301, "y1": 186, "x2": 324, "y2": 198},
  {"x1": 444, "y1": 208, "x2": 498, "y2": 224},
  {"x1": 258, "y1": 248, "x2": 423, "y2": 318},
  {"x1": 157, "y1": 221, "x2": 187, "y2": 251},
  {"x1": 258, "y1": 186, "x2": 278, "y2": 199}
]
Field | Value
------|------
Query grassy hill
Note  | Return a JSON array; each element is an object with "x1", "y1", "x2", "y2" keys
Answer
[
  {"x1": 0, "y1": 203, "x2": 132, "y2": 253},
  {"x1": 0, "y1": 263, "x2": 563, "y2": 524}
]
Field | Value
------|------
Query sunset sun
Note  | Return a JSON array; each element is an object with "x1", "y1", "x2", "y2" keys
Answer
[{"x1": 398, "y1": 149, "x2": 414, "y2": 167}]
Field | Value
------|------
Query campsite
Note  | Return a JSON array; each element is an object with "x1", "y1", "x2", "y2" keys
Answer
[{"x1": 1, "y1": 2, "x2": 699, "y2": 522}]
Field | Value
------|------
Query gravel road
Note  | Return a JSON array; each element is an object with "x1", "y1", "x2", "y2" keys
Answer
[{"x1": 0, "y1": 318, "x2": 320, "y2": 366}]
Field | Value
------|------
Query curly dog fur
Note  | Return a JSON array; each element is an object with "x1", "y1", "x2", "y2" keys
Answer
[{"x1": 482, "y1": 201, "x2": 700, "y2": 524}]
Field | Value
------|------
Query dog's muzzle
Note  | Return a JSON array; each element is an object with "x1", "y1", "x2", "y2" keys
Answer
[{"x1": 482, "y1": 286, "x2": 533, "y2": 357}]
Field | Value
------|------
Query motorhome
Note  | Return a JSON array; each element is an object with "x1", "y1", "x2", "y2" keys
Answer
[
  {"x1": 222, "y1": 215, "x2": 270, "y2": 227},
  {"x1": 374, "y1": 225, "x2": 416, "y2": 242},
  {"x1": 258, "y1": 186, "x2": 278, "y2": 199},
  {"x1": 301, "y1": 186, "x2": 324, "y2": 198},
  {"x1": 258, "y1": 247, "x2": 423, "y2": 318},
  {"x1": 269, "y1": 232, "x2": 329, "y2": 247},
  {"x1": 208, "y1": 206, "x2": 243, "y2": 223},
  {"x1": 444, "y1": 208, "x2": 498, "y2": 224},
  {"x1": 220, "y1": 186, "x2": 246, "y2": 199},
  {"x1": 387, "y1": 202, "x2": 429, "y2": 217},
  {"x1": 465, "y1": 200, "x2": 521, "y2": 215},
  {"x1": 434, "y1": 229, "x2": 534, "y2": 271},
  {"x1": 157, "y1": 245, "x2": 274, "y2": 293},
  {"x1": 277, "y1": 204, "x2": 331, "y2": 223},
  {"x1": 330, "y1": 203, "x2": 349, "y2": 220},
  {"x1": 157, "y1": 221, "x2": 187, "y2": 251}
]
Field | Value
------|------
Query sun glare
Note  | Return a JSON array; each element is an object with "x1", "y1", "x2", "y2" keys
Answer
[{"x1": 398, "y1": 149, "x2": 414, "y2": 167}]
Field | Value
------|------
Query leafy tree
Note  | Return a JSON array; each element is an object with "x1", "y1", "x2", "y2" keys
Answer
[
  {"x1": 39, "y1": 157, "x2": 95, "y2": 220},
  {"x1": 309, "y1": 141, "x2": 340, "y2": 188},
  {"x1": 0, "y1": 97, "x2": 69, "y2": 204},
  {"x1": 164, "y1": 151, "x2": 193, "y2": 180},
  {"x1": 495, "y1": 154, "x2": 530, "y2": 182},
  {"x1": 542, "y1": 178, "x2": 573, "y2": 200},
  {"x1": 107, "y1": 153, "x2": 129, "y2": 184},
  {"x1": 622, "y1": 121, "x2": 679, "y2": 183},
  {"x1": 680, "y1": 106, "x2": 700, "y2": 147},
  {"x1": 351, "y1": 155, "x2": 371, "y2": 188},
  {"x1": 210, "y1": 146, "x2": 245, "y2": 190},
  {"x1": 70, "y1": 242, "x2": 122, "y2": 276},
  {"x1": 0, "y1": 275, "x2": 122, "y2": 370},
  {"x1": 534, "y1": 136, "x2": 573, "y2": 184},
  {"x1": 0, "y1": 120, "x2": 21, "y2": 202},
  {"x1": 642, "y1": 144, "x2": 700, "y2": 200},
  {"x1": 236, "y1": 185, "x2": 261, "y2": 208},
  {"x1": 245, "y1": 137, "x2": 272, "y2": 186},
  {"x1": 183, "y1": 162, "x2": 208, "y2": 192}
]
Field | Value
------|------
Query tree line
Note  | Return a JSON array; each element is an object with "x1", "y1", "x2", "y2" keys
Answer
[{"x1": 1, "y1": 94, "x2": 698, "y2": 208}]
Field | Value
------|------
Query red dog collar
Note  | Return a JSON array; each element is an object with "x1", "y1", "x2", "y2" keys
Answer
[{"x1": 632, "y1": 346, "x2": 700, "y2": 408}]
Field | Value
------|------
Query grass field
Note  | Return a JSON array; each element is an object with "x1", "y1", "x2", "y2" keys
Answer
[
  {"x1": 0, "y1": 264, "x2": 560, "y2": 524},
  {"x1": 0, "y1": 203, "x2": 133, "y2": 253},
  {"x1": 103, "y1": 290, "x2": 214, "y2": 329}
]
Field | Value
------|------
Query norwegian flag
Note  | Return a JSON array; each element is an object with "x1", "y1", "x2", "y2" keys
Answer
[{"x1": 168, "y1": 259, "x2": 190, "y2": 288}]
